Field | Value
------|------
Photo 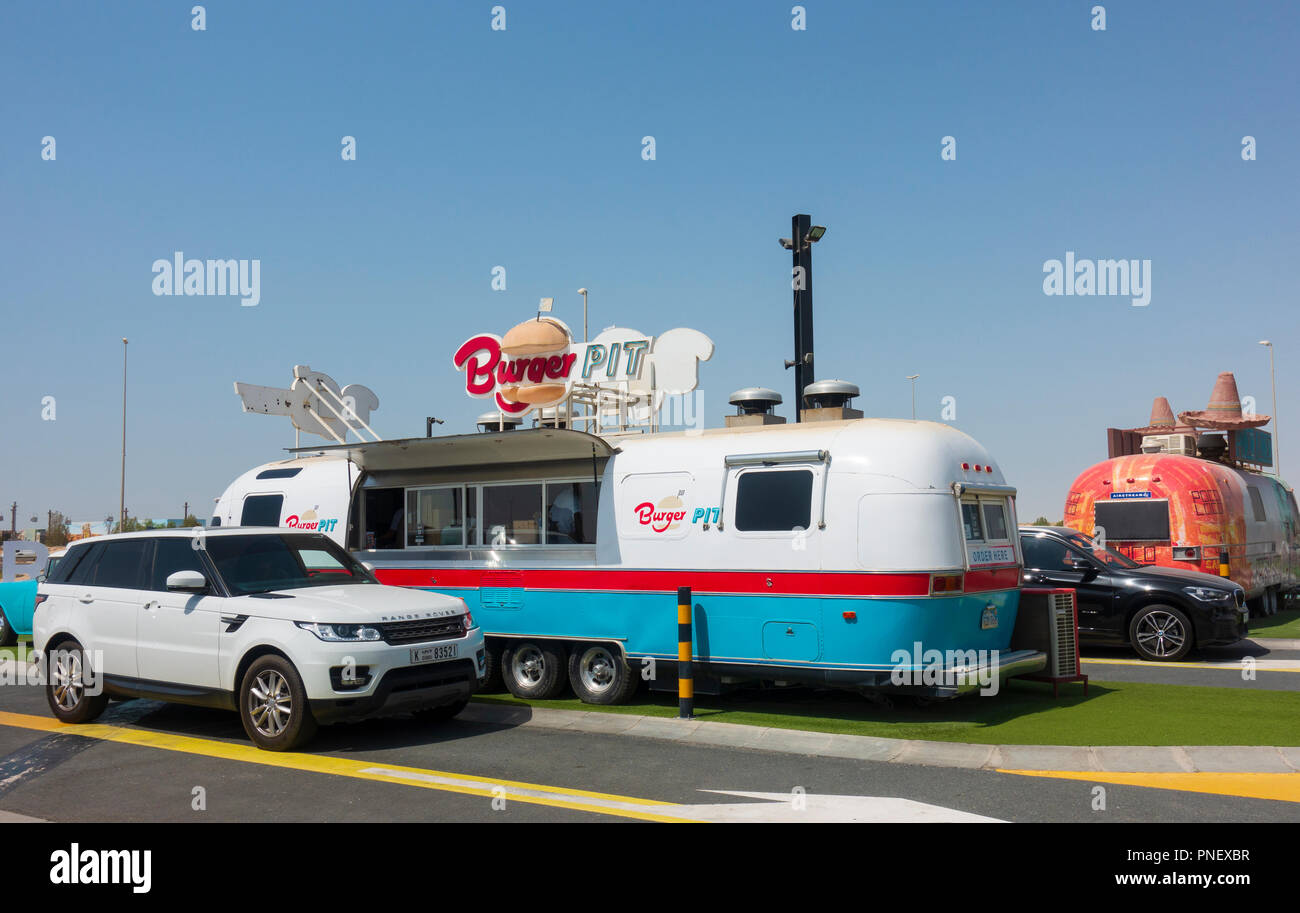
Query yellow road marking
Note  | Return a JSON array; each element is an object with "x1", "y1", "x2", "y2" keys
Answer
[
  {"x1": 999, "y1": 768, "x2": 1300, "y2": 804},
  {"x1": 1082, "y1": 657, "x2": 1300, "y2": 673},
  {"x1": 0, "y1": 710, "x2": 693, "y2": 822}
]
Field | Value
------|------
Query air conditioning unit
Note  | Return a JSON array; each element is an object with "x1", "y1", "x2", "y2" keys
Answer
[
  {"x1": 1011, "y1": 588, "x2": 1088, "y2": 696},
  {"x1": 1140, "y1": 433, "x2": 1197, "y2": 456}
]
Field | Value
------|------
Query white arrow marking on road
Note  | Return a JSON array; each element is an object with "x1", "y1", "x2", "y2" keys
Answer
[
  {"x1": 673, "y1": 790, "x2": 1003, "y2": 823},
  {"x1": 360, "y1": 767, "x2": 1000, "y2": 822}
]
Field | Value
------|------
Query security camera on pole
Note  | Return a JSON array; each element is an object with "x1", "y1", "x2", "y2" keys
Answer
[{"x1": 780, "y1": 215, "x2": 826, "y2": 421}]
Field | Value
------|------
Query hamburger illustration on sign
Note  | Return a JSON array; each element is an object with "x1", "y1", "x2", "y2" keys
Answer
[{"x1": 453, "y1": 316, "x2": 579, "y2": 414}]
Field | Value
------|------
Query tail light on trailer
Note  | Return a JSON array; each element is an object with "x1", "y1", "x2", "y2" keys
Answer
[{"x1": 930, "y1": 573, "x2": 964, "y2": 595}]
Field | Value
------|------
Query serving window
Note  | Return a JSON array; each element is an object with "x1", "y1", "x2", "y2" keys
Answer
[
  {"x1": 406, "y1": 486, "x2": 476, "y2": 547},
  {"x1": 960, "y1": 495, "x2": 1016, "y2": 567},
  {"x1": 483, "y1": 483, "x2": 543, "y2": 545}
]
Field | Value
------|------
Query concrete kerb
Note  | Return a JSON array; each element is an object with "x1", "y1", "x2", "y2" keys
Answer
[{"x1": 465, "y1": 701, "x2": 1300, "y2": 774}]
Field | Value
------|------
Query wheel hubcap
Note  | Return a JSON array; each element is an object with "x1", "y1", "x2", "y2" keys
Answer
[
  {"x1": 513, "y1": 647, "x2": 544, "y2": 686},
  {"x1": 248, "y1": 670, "x2": 292, "y2": 737},
  {"x1": 1136, "y1": 612, "x2": 1185, "y2": 658},
  {"x1": 580, "y1": 647, "x2": 616, "y2": 693},
  {"x1": 51, "y1": 651, "x2": 84, "y2": 710}
]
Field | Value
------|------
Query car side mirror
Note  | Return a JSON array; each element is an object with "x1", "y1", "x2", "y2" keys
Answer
[
  {"x1": 166, "y1": 570, "x2": 208, "y2": 592},
  {"x1": 1063, "y1": 555, "x2": 1096, "y2": 574}
]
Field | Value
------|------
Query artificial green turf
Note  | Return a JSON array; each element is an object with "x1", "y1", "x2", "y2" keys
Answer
[
  {"x1": 0, "y1": 637, "x2": 30, "y2": 663},
  {"x1": 473, "y1": 678, "x2": 1300, "y2": 746},
  {"x1": 1249, "y1": 605, "x2": 1300, "y2": 639}
]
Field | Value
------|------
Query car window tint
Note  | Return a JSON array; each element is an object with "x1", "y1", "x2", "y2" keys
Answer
[
  {"x1": 48, "y1": 545, "x2": 89, "y2": 584},
  {"x1": 89, "y1": 539, "x2": 152, "y2": 590},
  {"x1": 151, "y1": 537, "x2": 208, "y2": 591},
  {"x1": 64, "y1": 542, "x2": 106, "y2": 586},
  {"x1": 1020, "y1": 535, "x2": 1072, "y2": 571}
]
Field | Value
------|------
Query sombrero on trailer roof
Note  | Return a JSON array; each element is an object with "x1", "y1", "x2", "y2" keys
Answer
[
  {"x1": 1177, "y1": 371, "x2": 1271, "y2": 431},
  {"x1": 1127, "y1": 396, "x2": 1197, "y2": 435}
]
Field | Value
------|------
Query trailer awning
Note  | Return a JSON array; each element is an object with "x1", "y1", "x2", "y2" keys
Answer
[{"x1": 288, "y1": 429, "x2": 616, "y2": 472}]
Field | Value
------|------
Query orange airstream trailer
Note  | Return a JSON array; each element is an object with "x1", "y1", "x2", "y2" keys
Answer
[{"x1": 1063, "y1": 376, "x2": 1299, "y2": 616}]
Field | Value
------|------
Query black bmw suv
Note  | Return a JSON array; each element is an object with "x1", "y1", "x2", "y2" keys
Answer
[{"x1": 1019, "y1": 527, "x2": 1248, "y2": 662}]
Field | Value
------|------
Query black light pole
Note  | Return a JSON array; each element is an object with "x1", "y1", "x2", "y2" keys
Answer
[{"x1": 780, "y1": 215, "x2": 825, "y2": 421}]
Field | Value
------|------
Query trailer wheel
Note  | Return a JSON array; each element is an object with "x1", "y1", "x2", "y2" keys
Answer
[
  {"x1": 568, "y1": 643, "x2": 639, "y2": 705},
  {"x1": 1129, "y1": 604, "x2": 1193, "y2": 662},
  {"x1": 479, "y1": 641, "x2": 504, "y2": 693},
  {"x1": 0, "y1": 607, "x2": 16, "y2": 648},
  {"x1": 502, "y1": 641, "x2": 568, "y2": 700}
]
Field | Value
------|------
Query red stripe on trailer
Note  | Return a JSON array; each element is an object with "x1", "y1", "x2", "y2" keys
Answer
[{"x1": 371, "y1": 565, "x2": 1021, "y2": 597}]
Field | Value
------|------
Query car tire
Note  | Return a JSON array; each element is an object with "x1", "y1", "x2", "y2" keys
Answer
[
  {"x1": 479, "y1": 641, "x2": 504, "y2": 693},
  {"x1": 502, "y1": 641, "x2": 568, "y2": 700},
  {"x1": 1129, "y1": 604, "x2": 1193, "y2": 662},
  {"x1": 44, "y1": 640, "x2": 109, "y2": 724},
  {"x1": 238, "y1": 655, "x2": 317, "y2": 752},
  {"x1": 413, "y1": 698, "x2": 470, "y2": 723},
  {"x1": 568, "y1": 643, "x2": 639, "y2": 705},
  {"x1": 0, "y1": 607, "x2": 17, "y2": 648}
]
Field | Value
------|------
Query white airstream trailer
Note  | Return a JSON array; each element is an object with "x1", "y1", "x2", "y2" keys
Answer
[{"x1": 212, "y1": 417, "x2": 1045, "y2": 704}]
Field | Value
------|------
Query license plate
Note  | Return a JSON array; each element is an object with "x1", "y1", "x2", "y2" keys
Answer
[
  {"x1": 980, "y1": 606, "x2": 998, "y2": 630},
  {"x1": 411, "y1": 644, "x2": 458, "y2": 664}
]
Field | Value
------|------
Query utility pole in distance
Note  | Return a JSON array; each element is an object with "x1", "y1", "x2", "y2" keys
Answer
[{"x1": 780, "y1": 215, "x2": 826, "y2": 421}]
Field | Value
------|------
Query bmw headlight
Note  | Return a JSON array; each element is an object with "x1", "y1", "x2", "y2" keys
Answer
[
  {"x1": 295, "y1": 622, "x2": 383, "y2": 642},
  {"x1": 1182, "y1": 586, "x2": 1235, "y2": 603}
]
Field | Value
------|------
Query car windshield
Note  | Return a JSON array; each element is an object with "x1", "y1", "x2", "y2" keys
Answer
[
  {"x1": 203, "y1": 533, "x2": 376, "y2": 596},
  {"x1": 1060, "y1": 532, "x2": 1142, "y2": 569}
]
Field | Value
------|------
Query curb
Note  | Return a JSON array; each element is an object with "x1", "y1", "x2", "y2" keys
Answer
[
  {"x1": 1252, "y1": 637, "x2": 1300, "y2": 650},
  {"x1": 461, "y1": 702, "x2": 1300, "y2": 774}
]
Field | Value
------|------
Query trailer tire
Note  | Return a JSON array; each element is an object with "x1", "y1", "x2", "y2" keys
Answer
[
  {"x1": 568, "y1": 643, "x2": 639, "y2": 705},
  {"x1": 0, "y1": 607, "x2": 16, "y2": 648},
  {"x1": 1129, "y1": 604, "x2": 1193, "y2": 662},
  {"x1": 502, "y1": 641, "x2": 568, "y2": 700},
  {"x1": 479, "y1": 641, "x2": 504, "y2": 693}
]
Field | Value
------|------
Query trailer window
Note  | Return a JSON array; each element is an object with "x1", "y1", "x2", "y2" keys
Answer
[
  {"x1": 241, "y1": 495, "x2": 283, "y2": 527},
  {"x1": 961, "y1": 503, "x2": 984, "y2": 540},
  {"x1": 734, "y1": 470, "x2": 812, "y2": 532},
  {"x1": 484, "y1": 484, "x2": 543, "y2": 545},
  {"x1": 1248, "y1": 486, "x2": 1267, "y2": 522},
  {"x1": 364, "y1": 488, "x2": 405, "y2": 549},
  {"x1": 982, "y1": 502, "x2": 1009, "y2": 541},
  {"x1": 545, "y1": 482, "x2": 598, "y2": 544},
  {"x1": 407, "y1": 487, "x2": 469, "y2": 547}
]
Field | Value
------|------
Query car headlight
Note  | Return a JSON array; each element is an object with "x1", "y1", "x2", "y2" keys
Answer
[
  {"x1": 295, "y1": 622, "x2": 383, "y2": 642},
  {"x1": 1182, "y1": 586, "x2": 1235, "y2": 603},
  {"x1": 463, "y1": 609, "x2": 477, "y2": 631}
]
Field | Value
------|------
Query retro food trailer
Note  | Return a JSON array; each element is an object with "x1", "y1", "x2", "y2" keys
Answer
[
  {"x1": 1063, "y1": 377, "x2": 1299, "y2": 617},
  {"x1": 215, "y1": 315, "x2": 1043, "y2": 704}
]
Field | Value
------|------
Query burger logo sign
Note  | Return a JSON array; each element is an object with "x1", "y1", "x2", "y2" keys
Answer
[
  {"x1": 453, "y1": 316, "x2": 714, "y2": 416},
  {"x1": 453, "y1": 317, "x2": 577, "y2": 414},
  {"x1": 634, "y1": 496, "x2": 688, "y2": 533}
]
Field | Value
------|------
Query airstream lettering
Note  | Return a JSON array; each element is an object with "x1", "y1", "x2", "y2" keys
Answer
[{"x1": 213, "y1": 418, "x2": 1045, "y2": 704}]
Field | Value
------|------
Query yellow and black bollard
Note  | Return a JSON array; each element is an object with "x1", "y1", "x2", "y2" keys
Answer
[
  {"x1": 678, "y1": 586, "x2": 693, "y2": 719},
  {"x1": 1218, "y1": 547, "x2": 1231, "y2": 578}
]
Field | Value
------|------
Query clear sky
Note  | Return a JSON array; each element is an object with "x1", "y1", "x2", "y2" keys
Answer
[{"x1": 2, "y1": 1, "x2": 1297, "y2": 525}]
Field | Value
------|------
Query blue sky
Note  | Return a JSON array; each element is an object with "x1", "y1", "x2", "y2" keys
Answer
[{"x1": 2, "y1": 1, "x2": 1297, "y2": 524}]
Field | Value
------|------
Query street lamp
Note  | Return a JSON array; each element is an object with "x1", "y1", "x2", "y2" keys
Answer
[
  {"x1": 120, "y1": 338, "x2": 128, "y2": 535},
  {"x1": 577, "y1": 288, "x2": 589, "y2": 342},
  {"x1": 906, "y1": 374, "x2": 920, "y2": 420},
  {"x1": 1260, "y1": 340, "x2": 1279, "y2": 475}
]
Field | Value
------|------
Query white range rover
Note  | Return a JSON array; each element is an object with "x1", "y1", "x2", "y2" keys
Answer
[{"x1": 33, "y1": 527, "x2": 485, "y2": 751}]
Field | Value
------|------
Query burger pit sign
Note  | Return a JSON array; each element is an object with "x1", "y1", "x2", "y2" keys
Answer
[{"x1": 453, "y1": 317, "x2": 710, "y2": 415}]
